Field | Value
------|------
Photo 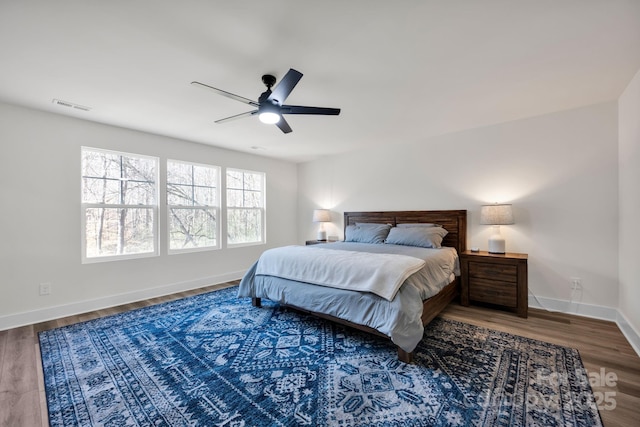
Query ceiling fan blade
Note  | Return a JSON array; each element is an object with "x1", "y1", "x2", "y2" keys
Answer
[
  {"x1": 191, "y1": 81, "x2": 259, "y2": 107},
  {"x1": 281, "y1": 105, "x2": 341, "y2": 116},
  {"x1": 275, "y1": 116, "x2": 293, "y2": 134},
  {"x1": 214, "y1": 110, "x2": 258, "y2": 124},
  {"x1": 268, "y1": 69, "x2": 303, "y2": 105}
]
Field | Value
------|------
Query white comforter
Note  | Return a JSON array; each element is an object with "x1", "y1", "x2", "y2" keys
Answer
[{"x1": 256, "y1": 245, "x2": 425, "y2": 301}]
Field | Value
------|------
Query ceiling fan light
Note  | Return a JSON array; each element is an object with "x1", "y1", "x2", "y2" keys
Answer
[{"x1": 259, "y1": 112, "x2": 280, "y2": 124}]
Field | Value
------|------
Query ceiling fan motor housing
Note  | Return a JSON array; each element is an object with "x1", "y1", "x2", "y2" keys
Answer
[
  {"x1": 261, "y1": 74, "x2": 277, "y2": 89},
  {"x1": 259, "y1": 101, "x2": 279, "y2": 114}
]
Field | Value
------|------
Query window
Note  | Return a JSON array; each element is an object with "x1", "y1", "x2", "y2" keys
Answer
[
  {"x1": 226, "y1": 168, "x2": 265, "y2": 246},
  {"x1": 81, "y1": 147, "x2": 158, "y2": 262},
  {"x1": 167, "y1": 160, "x2": 220, "y2": 252}
]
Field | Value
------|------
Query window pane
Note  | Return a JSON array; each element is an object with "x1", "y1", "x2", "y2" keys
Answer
[
  {"x1": 82, "y1": 149, "x2": 156, "y2": 205},
  {"x1": 167, "y1": 160, "x2": 218, "y2": 207},
  {"x1": 167, "y1": 183, "x2": 193, "y2": 206},
  {"x1": 194, "y1": 186, "x2": 216, "y2": 206},
  {"x1": 82, "y1": 150, "x2": 121, "y2": 179},
  {"x1": 84, "y1": 207, "x2": 155, "y2": 258},
  {"x1": 227, "y1": 208, "x2": 262, "y2": 244},
  {"x1": 169, "y1": 208, "x2": 217, "y2": 250},
  {"x1": 193, "y1": 165, "x2": 216, "y2": 187},
  {"x1": 82, "y1": 177, "x2": 121, "y2": 204},
  {"x1": 243, "y1": 190, "x2": 262, "y2": 208},
  {"x1": 226, "y1": 169, "x2": 265, "y2": 245},
  {"x1": 102, "y1": 155, "x2": 123, "y2": 179},
  {"x1": 123, "y1": 156, "x2": 156, "y2": 183},
  {"x1": 82, "y1": 148, "x2": 158, "y2": 262},
  {"x1": 226, "y1": 170, "x2": 243, "y2": 189},
  {"x1": 167, "y1": 161, "x2": 192, "y2": 186},
  {"x1": 123, "y1": 181, "x2": 156, "y2": 205},
  {"x1": 243, "y1": 173, "x2": 263, "y2": 191},
  {"x1": 167, "y1": 160, "x2": 219, "y2": 252},
  {"x1": 226, "y1": 189, "x2": 243, "y2": 207}
]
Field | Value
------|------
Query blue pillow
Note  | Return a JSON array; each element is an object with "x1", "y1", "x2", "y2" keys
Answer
[
  {"x1": 385, "y1": 226, "x2": 448, "y2": 248},
  {"x1": 345, "y1": 223, "x2": 391, "y2": 244}
]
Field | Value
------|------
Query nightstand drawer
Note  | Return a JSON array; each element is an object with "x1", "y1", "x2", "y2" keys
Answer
[
  {"x1": 468, "y1": 278, "x2": 517, "y2": 307},
  {"x1": 468, "y1": 262, "x2": 517, "y2": 282}
]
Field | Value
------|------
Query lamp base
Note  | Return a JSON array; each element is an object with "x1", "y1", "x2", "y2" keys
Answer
[
  {"x1": 488, "y1": 234, "x2": 506, "y2": 254},
  {"x1": 316, "y1": 230, "x2": 327, "y2": 241}
]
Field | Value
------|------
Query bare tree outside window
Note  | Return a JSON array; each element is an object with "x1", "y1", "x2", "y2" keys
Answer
[
  {"x1": 226, "y1": 169, "x2": 265, "y2": 246},
  {"x1": 81, "y1": 148, "x2": 158, "y2": 261},
  {"x1": 167, "y1": 160, "x2": 220, "y2": 252},
  {"x1": 82, "y1": 149, "x2": 264, "y2": 258}
]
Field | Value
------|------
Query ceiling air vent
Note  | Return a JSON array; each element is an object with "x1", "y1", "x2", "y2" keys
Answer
[{"x1": 52, "y1": 99, "x2": 91, "y2": 112}]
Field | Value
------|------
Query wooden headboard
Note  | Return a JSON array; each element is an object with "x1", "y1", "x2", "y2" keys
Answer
[{"x1": 343, "y1": 210, "x2": 467, "y2": 254}]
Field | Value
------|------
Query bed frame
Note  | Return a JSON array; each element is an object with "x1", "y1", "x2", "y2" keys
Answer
[{"x1": 253, "y1": 209, "x2": 467, "y2": 363}]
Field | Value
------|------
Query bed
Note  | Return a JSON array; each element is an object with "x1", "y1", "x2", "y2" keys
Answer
[{"x1": 238, "y1": 210, "x2": 467, "y2": 363}]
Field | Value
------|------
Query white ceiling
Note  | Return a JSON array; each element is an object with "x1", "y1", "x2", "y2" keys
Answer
[{"x1": 1, "y1": 1, "x2": 639, "y2": 163}]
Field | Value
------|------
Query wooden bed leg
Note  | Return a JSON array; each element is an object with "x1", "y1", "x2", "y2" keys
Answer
[
  {"x1": 252, "y1": 297, "x2": 261, "y2": 307},
  {"x1": 398, "y1": 348, "x2": 414, "y2": 364}
]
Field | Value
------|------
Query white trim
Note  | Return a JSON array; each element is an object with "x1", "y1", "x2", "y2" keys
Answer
[
  {"x1": 227, "y1": 241, "x2": 267, "y2": 249},
  {"x1": 529, "y1": 295, "x2": 640, "y2": 357},
  {"x1": 616, "y1": 310, "x2": 640, "y2": 357},
  {"x1": 528, "y1": 295, "x2": 618, "y2": 321},
  {"x1": 0, "y1": 270, "x2": 245, "y2": 331}
]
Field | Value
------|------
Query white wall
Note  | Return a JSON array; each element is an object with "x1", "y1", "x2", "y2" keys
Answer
[
  {"x1": 298, "y1": 102, "x2": 619, "y2": 309},
  {"x1": 0, "y1": 102, "x2": 297, "y2": 329},
  {"x1": 618, "y1": 68, "x2": 640, "y2": 336}
]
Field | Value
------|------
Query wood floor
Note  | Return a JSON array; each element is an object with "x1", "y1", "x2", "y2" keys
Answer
[{"x1": 1, "y1": 281, "x2": 638, "y2": 427}]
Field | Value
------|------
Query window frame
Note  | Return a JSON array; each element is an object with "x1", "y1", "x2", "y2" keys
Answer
[
  {"x1": 81, "y1": 147, "x2": 160, "y2": 263},
  {"x1": 166, "y1": 159, "x2": 221, "y2": 254},
  {"x1": 225, "y1": 167, "x2": 266, "y2": 248}
]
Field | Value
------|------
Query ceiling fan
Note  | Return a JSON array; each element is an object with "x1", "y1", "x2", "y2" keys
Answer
[{"x1": 191, "y1": 68, "x2": 340, "y2": 134}]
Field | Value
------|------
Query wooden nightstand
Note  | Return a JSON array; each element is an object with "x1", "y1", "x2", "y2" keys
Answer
[{"x1": 460, "y1": 250, "x2": 528, "y2": 318}]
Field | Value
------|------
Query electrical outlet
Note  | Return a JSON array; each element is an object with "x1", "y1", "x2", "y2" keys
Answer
[
  {"x1": 570, "y1": 277, "x2": 582, "y2": 290},
  {"x1": 39, "y1": 282, "x2": 52, "y2": 296}
]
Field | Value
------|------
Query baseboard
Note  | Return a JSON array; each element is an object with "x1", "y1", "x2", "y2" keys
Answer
[
  {"x1": 529, "y1": 295, "x2": 640, "y2": 357},
  {"x1": 616, "y1": 310, "x2": 640, "y2": 357},
  {"x1": 528, "y1": 295, "x2": 618, "y2": 321},
  {"x1": 0, "y1": 271, "x2": 245, "y2": 331}
]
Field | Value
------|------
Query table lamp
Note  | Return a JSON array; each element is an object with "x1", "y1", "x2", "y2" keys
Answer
[
  {"x1": 480, "y1": 204, "x2": 514, "y2": 254},
  {"x1": 312, "y1": 209, "x2": 331, "y2": 241}
]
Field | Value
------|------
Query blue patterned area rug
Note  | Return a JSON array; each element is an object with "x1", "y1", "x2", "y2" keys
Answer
[{"x1": 39, "y1": 286, "x2": 602, "y2": 426}]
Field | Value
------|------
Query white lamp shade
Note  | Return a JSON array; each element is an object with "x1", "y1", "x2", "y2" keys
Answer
[
  {"x1": 312, "y1": 209, "x2": 331, "y2": 222},
  {"x1": 480, "y1": 204, "x2": 514, "y2": 225}
]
